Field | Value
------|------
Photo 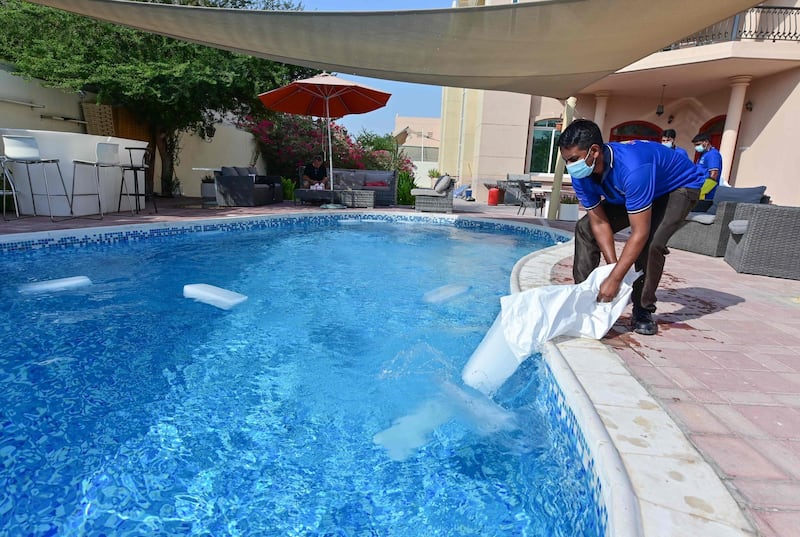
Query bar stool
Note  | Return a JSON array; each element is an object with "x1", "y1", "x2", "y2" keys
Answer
[
  {"x1": 1, "y1": 135, "x2": 72, "y2": 221},
  {"x1": 0, "y1": 156, "x2": 21, "y2": 220},
  {"x1": 119, "y1": 147, "x2": 156, "y2": 213},
  {"x1": 73, "y1": 142, "x2": 124, "y2": 219}
]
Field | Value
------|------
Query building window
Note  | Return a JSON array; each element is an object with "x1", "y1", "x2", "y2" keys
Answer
[
  {"x1": 609, "y1": 121, "x2": 661, "y2": 142},
  {"x1": 530, "y1": 119, "x2": 561, "y2": 173}
]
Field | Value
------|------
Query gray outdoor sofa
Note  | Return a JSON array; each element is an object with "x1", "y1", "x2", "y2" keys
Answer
[
  {"x1": 667, "y1": 185, "x2": 769, "y2": 257},
  {"x1": 724, "y1": 203, "x2": 800, "y2": 280},
  {"x1": 214, "y1": 166, "x2": 283, "y2": 207},
  {"x1": 296, "y1": 167, "x2": 397, "y2": 207}
]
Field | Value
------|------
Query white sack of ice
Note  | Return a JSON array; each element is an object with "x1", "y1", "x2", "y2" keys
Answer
[
  {"x1": 183, "y1": 284, "x2": 248, "y2": 310},
  {"x1": 462, "y1": 263, "x2": 638, "y2": 396},
  {"x1": 19, "y1": 276, "x2": 93, "y2": 294},
  {"x1": 422, "y1": 283, "x2": 470, "y2": 304}
]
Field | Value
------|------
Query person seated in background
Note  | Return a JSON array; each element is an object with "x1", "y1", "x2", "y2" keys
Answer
[
  {"x1": 303, "y1": 155, "x2": 329, "y2": 190},
  {"x1": 692, "y1": 132, "x2": 723, "y2": 201},
  {"x1": 661, "y1": 129, "x2": 690, "y2": 161}
]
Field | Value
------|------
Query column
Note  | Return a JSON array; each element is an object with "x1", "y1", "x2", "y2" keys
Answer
[
  {"x1": 548, "y1": 96, "x2": 577, "y2": 220},
  {"x1": 720, "y1": 75, "x2": 752, "y2": 186},
  {"x1": 593, "y1": 91, "x2": 610, "y2": 134}
]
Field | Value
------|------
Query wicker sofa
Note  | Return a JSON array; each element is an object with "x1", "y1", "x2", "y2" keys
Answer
[
  {"x1": 331, "y1": 168, "x2": 397, "y2": 206},
  {"x1": 724, "y1": 203, "x2": 800, "y2": 280},
  {"x1": 667, "y1": 185, "x2": 769, "y2": 257},
  {"x1": 214, "y1": 166, "x2": 283, "y2": 207}
]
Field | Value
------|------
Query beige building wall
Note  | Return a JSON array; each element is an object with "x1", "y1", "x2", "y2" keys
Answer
[{"x1": 173, "y1": 125, "x2": 257, "y2": 197}]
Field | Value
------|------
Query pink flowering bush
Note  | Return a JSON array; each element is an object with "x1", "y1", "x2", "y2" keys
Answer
[{"x1": 243, "y1": 113, "x2": 368, "y2": 177}]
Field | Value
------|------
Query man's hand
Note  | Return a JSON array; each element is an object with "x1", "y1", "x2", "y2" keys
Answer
[{"x1": 597, "y1": 275, "x2": 622, "y2": 303}]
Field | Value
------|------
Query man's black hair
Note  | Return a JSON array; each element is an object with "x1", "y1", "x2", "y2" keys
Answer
[
  {"x1": 692, "y1": 132, "x2": 710, "y2": 143},
  {"x1": 557, "y1": 119, "x2": 604, "y2": 150},
  {"x1": 662, "y1": 129, "x2": 677, "y2": 139}
]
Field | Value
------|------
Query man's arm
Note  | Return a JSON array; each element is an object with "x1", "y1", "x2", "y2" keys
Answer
[
  {"x1": 586, "y1": 205, "x2": 618, "y2": 265},
  {"x1": 596, "y1": 209, "x2": 651, "y2": 302}
]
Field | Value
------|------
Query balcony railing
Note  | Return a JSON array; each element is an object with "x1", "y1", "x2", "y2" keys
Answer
[{"x1": 666, "y1": 6, "x2": 800, "y2": 49}]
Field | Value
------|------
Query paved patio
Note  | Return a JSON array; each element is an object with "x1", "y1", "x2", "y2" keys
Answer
[{"x1": 2, "y1": 196, "x2": 798, "y2": 537}]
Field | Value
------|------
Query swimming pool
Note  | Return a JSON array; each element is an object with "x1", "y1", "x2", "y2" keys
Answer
[{"x1": 0, "y1": 214, "x2": 604, "y2": 536}]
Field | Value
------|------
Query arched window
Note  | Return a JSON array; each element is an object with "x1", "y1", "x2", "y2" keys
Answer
[
  {"x1": 694, "y1": 115, "x2": 726, "y2": 162},
  {"x1": 529, "y1": 118, "x2": 561, "y2": 173},
  {"x1": 609, "y1": 121, "x2": 662, "y2": 142}
]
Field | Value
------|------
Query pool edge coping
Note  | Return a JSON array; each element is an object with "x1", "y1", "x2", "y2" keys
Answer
[{"x1": 512, "y1": 242, "x2": 756, "y2": 537}]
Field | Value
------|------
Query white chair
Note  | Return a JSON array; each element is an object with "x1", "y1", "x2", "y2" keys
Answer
[
  {"x1": 73, "y1": 142, "x2": 124, "y2": 219},
  {"x1": 1, "y1": 135, "x2": 72, "y2": 221},
  {"x1": 0, "y1": 156, "x2": 21, "y2": 220}
]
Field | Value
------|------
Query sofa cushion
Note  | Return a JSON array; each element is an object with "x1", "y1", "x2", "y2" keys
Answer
[
  {"x1": 707, "y1": 185, "x2": 767, "y2": 215},
  {"x1": 434, "y1": 175, "x2": 452, "y2": 193},
  {"x1": 234, "y1": 166, "x2": 254, "y2": 176},
  {"x1": 220, "y1": 166, "x2": 238, "y2": 176},
  {"x1": 685, "y1": 212, "x2": 716, "y2": 225},
  {"x1": 728, "y1": 219, "x2": 749, "y2": 235},
  {"x1": 411, "y1": 188, "x2": 446, "y2": 197}
]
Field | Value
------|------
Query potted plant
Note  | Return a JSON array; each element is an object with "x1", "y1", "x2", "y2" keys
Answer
[{"x1": 559, "y1": 194, "x2": 580, "y2": 221}]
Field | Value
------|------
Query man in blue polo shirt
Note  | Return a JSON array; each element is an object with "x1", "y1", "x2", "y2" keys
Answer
[
  {"x1": 692, "y1": 132, "x2": 723, "y2": 200},
  {"x1": 558, "y1": 119, "x2": 704, "y2": 335}
]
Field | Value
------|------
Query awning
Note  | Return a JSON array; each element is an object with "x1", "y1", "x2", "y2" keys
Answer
[{"x1": 27, "y1": 0, "x2": 760, "y2": 99}]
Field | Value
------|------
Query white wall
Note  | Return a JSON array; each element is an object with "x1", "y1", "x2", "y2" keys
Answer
[{"x1": 0, "y1": 69, "x2": 85, "y2": 133}]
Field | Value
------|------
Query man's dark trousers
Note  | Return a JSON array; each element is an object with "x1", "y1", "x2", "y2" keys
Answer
[{"x1": 572, "y1": 187, "x2": 700, "y2": 312}]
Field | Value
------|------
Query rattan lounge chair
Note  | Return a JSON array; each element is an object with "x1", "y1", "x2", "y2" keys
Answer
[
  {"x1": 724, "y1": 203, "x2": 800, "y2": 280},
  {"x1": 412, "y1": 175, "x2": 454, "y2": 213}
]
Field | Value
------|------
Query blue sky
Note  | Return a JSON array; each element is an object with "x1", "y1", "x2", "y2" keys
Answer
[{"x1": 298, "y1": 0, "x2": 452, "y2": 136}]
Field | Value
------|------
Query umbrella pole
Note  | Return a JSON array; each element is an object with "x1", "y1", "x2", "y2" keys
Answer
[{"x1": 326, "y1": 98, "x2": 334, "y2": 193}]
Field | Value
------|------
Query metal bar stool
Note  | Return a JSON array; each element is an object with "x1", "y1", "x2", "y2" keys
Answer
[
  {"x1": 0, "y1": 156, "x2": 22, "y2": 220},
  {"x1": 1, "y1": 135, "x2": 73, "y2": 221},
  {"x1": 119, "y1": 147, "x2": 156, "y2": 213},
  {"x1": 72, "y1": 142, "x2": 125, "y2": 219}
]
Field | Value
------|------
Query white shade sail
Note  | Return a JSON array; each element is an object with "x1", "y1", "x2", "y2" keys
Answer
[{"x1": 28, "y1": 0, "x2": 760, "y2": 99}]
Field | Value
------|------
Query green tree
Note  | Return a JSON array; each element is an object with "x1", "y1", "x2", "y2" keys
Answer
[{"x1": 0, "y1": 0, "x2": 315, "y2": 195}]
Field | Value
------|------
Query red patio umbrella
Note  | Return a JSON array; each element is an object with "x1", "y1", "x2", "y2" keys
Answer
[{"x1": 258, "y1": 73, "x2": 391, "y2": 192}]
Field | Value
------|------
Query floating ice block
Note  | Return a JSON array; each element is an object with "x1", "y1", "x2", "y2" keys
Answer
[
  {"x1": 183, "y1": 284, "x2": 247, "y2": 310},
  {"x1": 422, "y1": 284, "x2": 470, "y2": 304},
  {"x1": 19, "y1": 276, "x2": 93, "y2": 294}
]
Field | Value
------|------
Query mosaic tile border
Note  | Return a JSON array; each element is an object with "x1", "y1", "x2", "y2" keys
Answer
[
  {"x1": 0, "y1": 212, "x2": 608, "y2": 534},
  {"x1": 0, "y1": 212, "x2": 572, "y2": 255},
  {"x1": 538, "y1": 359, "x2": 609, "y2": 536}
]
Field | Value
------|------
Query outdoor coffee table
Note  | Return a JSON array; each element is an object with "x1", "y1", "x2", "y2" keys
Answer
[
  {"x1": 294, "y1": 188, "x2": 335, "y2": 205},
  {"x1": 336, "y1": 190, "x2": 375, "y2": 208}
]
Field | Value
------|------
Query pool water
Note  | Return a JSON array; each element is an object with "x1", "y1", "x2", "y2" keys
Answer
[{"x1": 0, "y1": 219, "x2": 601, "y2": 536}]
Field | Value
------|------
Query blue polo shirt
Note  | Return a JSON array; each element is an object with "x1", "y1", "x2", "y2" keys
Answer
[
  {"x1": 571, "y1": 140, "x2": 705, "y2": 213},
  {"x1": 697, "y1": 146, "x2": 723, "y2": 199},
  {"x1": 674, "y1": 146, "x2": 690, "y2": 161}
]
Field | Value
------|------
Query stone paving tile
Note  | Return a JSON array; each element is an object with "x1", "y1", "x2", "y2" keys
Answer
[
  {"x1": 753, "y1": 512, "x2": 800, "y2": 537},
  {"x1": 665, "y1": 401, "x2": 730, "y2": 434},
  {"x1": 691, "y1": 435, "x2": 788, "y2": 480}
]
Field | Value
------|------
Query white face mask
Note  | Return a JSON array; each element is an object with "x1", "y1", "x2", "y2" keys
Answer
[
  {"x1": 662, "y1": 141, "x2": 674, "y2": 148},
  {"x1": 695, "y1": 144, "x2": 706, "y2": 153}
]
